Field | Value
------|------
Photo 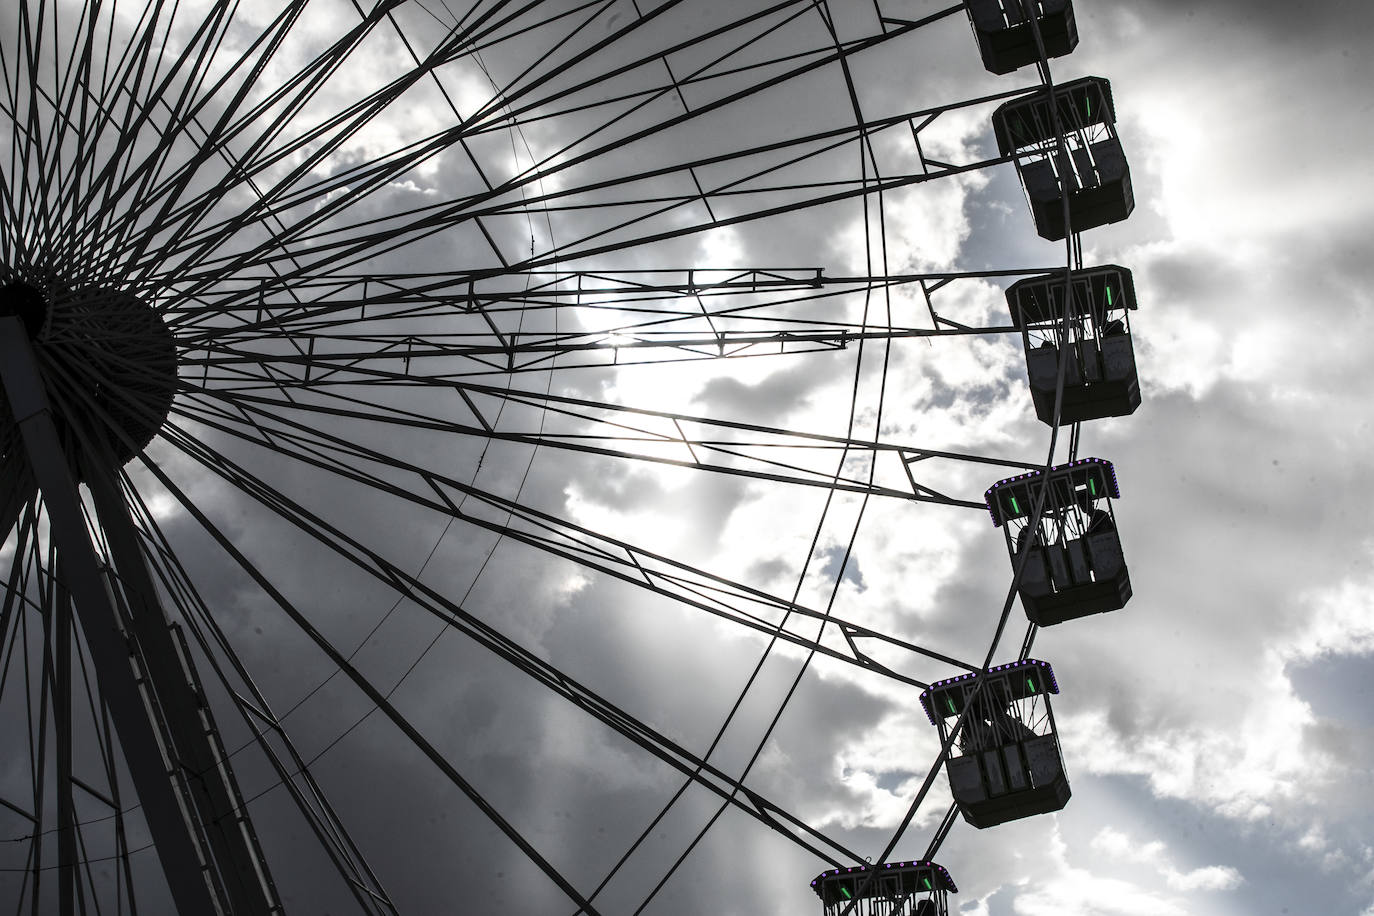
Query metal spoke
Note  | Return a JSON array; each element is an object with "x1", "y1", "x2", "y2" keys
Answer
[
  {"x1": 0, "y1": 1, "x2": 1097, "y2": 911},
  {"x1": 145, "y1": 412, "x2": 873, "y2": 872}
]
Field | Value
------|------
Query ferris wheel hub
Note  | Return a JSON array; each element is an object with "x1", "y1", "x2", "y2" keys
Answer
[{"x1": 0, "y1": 279, "x2": 176, "y2": 470}]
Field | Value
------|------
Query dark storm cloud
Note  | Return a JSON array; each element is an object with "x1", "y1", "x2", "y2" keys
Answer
[
  {"x1": 563, "y1": 456, "x2": 670, "y2": 511},
  {"x1": 816, "y1": 544, "x2": 867, "y2": 593},
  {"x1": 692, "y1": 360, "x2": 825, "y2": 422},
  {"x1": 1122, "y1": 0, "x2": 1373, "y2": 45}
]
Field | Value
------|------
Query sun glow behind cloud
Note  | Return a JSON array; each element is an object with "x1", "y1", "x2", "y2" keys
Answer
[{"x1": 8, "y1": 0, "x2": 1374, "y2": 912}]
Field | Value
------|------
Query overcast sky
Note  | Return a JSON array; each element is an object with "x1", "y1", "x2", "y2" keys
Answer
[{"x1": 4, "y1": 0, "x2": 1374, "y2": 914}]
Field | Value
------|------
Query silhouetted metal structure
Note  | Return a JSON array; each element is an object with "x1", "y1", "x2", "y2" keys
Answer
[
  {"x1": 921, "y1": 661, "x2": 1069, "y2": 828},
  {"x1": 964, "y1": 0, "x2": 1078, "y2": 74},
  {"x1": 986, "y1": 458, "x2": 1131, "y2": 625},
  {"x1": 811, "y1": 860, "x2": 956, "y2": 916},
  {"x1": 1, "y1": 0, "x2": 1157, "y2": 911},
  {"x1": 1007, "y1": 265, "x2": 1140, "y2": 425},
  {"x1": 0, "y1": 284, "x2": 280, "y2": 915},
  {"x1": 992, "y1": 77, "x2": 1134, "y2": 240}
]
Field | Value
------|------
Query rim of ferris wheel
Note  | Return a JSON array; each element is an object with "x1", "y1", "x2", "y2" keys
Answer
[{"x1": 1, "y1": 2, "x2": 1146, "y2": 912}]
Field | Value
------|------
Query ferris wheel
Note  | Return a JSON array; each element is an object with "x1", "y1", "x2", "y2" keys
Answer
[{"x1": 0, "y1": 1, "x2": 1141, "y2": 913}]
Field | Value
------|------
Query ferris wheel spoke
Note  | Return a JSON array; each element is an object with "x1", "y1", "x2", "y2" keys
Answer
[
  {"x1": 8, "y1": 16, "x2": 125, "y2": 273},
  {"x1": 76, "y1": 8, "x2": 262, "y2": 274},
  {"x1": 56, "y1": 1, "x2": 250, "y2": 274},
  {"x1": 439, "y1": 0, "x2": 685, "y2": 135},
  {"x1": 136, "y1": 1, "x2": 406, "y2": 202},
  {"x1": 203, "y1": 0, "x2": 747, "y2": 234},
  {"x1": 117, "y1": 472, "x2": 400, "y2": 915},
  {"x1": 164, "y1": 264, "x2": 843, "y2": 330},
  {"x1": 45, "y1": 0, "x2": 365, "y2": 287},
  {"x1": 117, "y1": 1, "x2": 535, "y2": 285},
  {"x1": 170, "y1": 266, "x2": 1030, "y2": 381},
  {"x1": 147, "y1": 409, "x2": 884, "y2": 913},
  {"x1": 71, "y1": 0, "x2": 185, "y2": 263},
  {"x1": 175, "y1": 287, "x2": 872, "y2": 343},
  {"x1": 454, "y1": 0, "x2": 807, "y2": 168},
  {"x1": 143, "y1": 417, "x2": 872, "y2": 875},
  {"x1": 184, "y1": 322, "x2": 1006, "y2": 383},
  {"x1": 29, "y1": 71, "x2": 344, "y2": 379},
  {"x1": 35, "y1": 0, "x2": 110, "y2": 240},
  {"x1": 157, "y1": 7, "x2": 981, "y2": 293},
  {"x1": 478, "y1": 0, "x2": 942, "y2": 177},
  {"x1": 97, "y1": 257, "x2": 1033, "y2": 337},
  {"x1": 0, "y1": 512, "x2": 32, "y2": 691},
  {"x1": 17, "y1": 85, "x2": 72, "y2": 266},
  {"x1": 111, "y1": 3, "x2": 447, "y2": 283},
  {"x1": 9, "y1": 1, "x2": 53, "y2": 256},
  {"x1": 0, "y1": 0, "x2": 1123, "y2": 906},
  {"x1": 107, "y1": 5, "x2": 330, "y2": 288},
  {"x1": 128, "y1": 431, "x2": 608, "y2": 916},
  {"x1": 203, "y1": 380, "x2": 1032, "y2": 510},
  {"x1": 173, "y1": 140, "x2": 1013, "y2": 292},
  {"x1": 163, "y1": 396, "x2": 979, "y2": 683}
]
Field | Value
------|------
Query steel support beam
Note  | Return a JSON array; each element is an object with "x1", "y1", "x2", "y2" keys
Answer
[
  {"x1": 53, "y1": 580, "x2": 77, "y2": 916},
  {"x1": 83, "y1": 453, "x2": 281, "y2": 915},
  {"x1": 0, "y1": 315, "x2": 225, "y2": 915},
  {"x1": 0, "y1": 458, "x2": 35, "y2": 541}
]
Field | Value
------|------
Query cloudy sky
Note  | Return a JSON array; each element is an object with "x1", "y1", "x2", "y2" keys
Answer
[{"x1": 4, "y1": 0, "x2": 1374, "y2": 914}]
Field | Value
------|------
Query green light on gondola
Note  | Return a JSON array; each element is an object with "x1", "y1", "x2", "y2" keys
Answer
[
  {"x1": 1086, "y1": 95, "x2": 1091, "y2": 118},
  {"x1": 947, "y1": 697, "x2": 957, "y2": 714},
  {"x1": 1027, "y1": 677, "x2": 1037, "y2": 693},
  {"x1": 923, "y1": 877, "x2": 932, "y2": 890},
  {"x1": 1010, "y1": 496, "x2": 1020, "y2": 514},
  {"x1": 1106, "y1": 286, "x2": 1113, "y2": 306},
  {"x1": 1089, "y1": 478, "x2": 1097, "y2": 496},
  {"x1": 841, "y1": 887, "x2": 853, "y2": 899}
]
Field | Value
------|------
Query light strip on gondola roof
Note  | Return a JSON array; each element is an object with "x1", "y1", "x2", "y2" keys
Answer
[
  {"x1": 810, "y1": 860, "x2": 957, "y2": 894},
  {"x1": 984, "y1": 458, "x2": 1120, "y2": 524},
  {"x1": 919, "y1": 660, "x2": 1060, "y2": 723}
]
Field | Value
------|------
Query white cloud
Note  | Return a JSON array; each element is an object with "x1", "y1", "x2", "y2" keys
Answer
[
  {"x1": 1164, "y1": 865, "x2": 1242, "y2": 893},
  {"x1": 1090, "y1": 827, "x2": 1242, "y2": 893},
  {"x1": 15, "y1": 0, "x2": 1374, "y2": 913},
  {"x1": 1007, "y1": 827, "x2": 1192, "y2": 916}
]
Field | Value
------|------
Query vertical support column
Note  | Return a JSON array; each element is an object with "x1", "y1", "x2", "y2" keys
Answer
[
  {"x1": 0, "y1": 316, "x2": 225, "y2": 915},
  {"x1": 54, "y1": 579, "x2": 77, "y2": 916},
  {"x1": 84, "y1": 455, "x2": 282, "y2": 915},
  {"x1": 0, "y1": 460, "x2": 35, "y2": 542}
]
